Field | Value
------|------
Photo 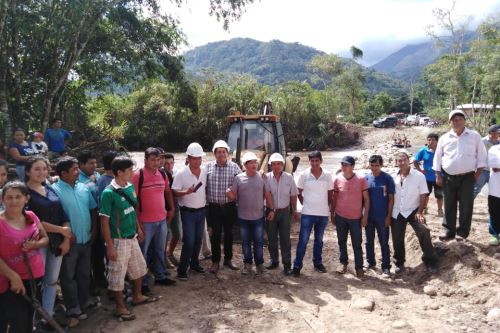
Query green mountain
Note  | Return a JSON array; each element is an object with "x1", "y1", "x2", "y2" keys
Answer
[
  {"x1": 371, "y1": 32, "x2": 476, "y2": 80},
  {"x1": 183, "y1": 38, "x2": 407, "y2": 96}
]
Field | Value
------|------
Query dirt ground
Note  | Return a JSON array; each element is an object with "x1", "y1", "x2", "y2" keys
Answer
[{"x1": 72, "y1": 127, "x2": 500, "y2": 333}]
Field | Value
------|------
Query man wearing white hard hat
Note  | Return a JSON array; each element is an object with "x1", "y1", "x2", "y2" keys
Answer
[
  {"x1": 172, "y1": 143, "x2": 208, "y2": 281},
  {"x1": 205, "y1": 140, "x2": 241, "y2": 274},
  {"x1": 227, "y1": 152, "x2": 275, "y2": 275},
  {"x1": 264, "y1": 153, "x2": 299, "y2": 276},
  {"x1": 433, "y1": 109, "x2": 487, "y2": 241}
]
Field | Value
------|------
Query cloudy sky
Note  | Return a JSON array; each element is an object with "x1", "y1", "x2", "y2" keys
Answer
[{"x1": 162, "y1": 0, "x2": 499, "y2": 65}]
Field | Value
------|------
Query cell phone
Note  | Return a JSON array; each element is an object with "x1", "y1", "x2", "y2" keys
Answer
[{"x1": 194, "y1": 182, "x2": 203, "y2": 192}]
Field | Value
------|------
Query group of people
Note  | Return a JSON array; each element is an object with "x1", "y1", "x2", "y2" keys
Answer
[
  {"x1": 7, "y1": 118, "x2": 72, "y2": 181},
  {"x1": 0, "y1": 108, "x2": 498, "y2": 332}
]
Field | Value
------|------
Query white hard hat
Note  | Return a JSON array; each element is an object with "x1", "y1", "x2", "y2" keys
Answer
[
  {"x1": 241, "y1": 152, "x2": 258, "y2": 165},
  {"x1": 268, "y1": 153, "x2": 285, "y2": 164},
  {"x1": 186, "y1": 142, "x2": 206, "y2": 157},
  {"x1": 212, "y1": 140, "x2": 230, "y2": 153}
]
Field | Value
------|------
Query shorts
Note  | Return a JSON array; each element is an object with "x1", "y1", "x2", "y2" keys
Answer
[
  {"x1": 426, "y1": 181, "x2": 443, "y2": 199},
  {"x1": 107, "y1": 237, "x2": 147, "y2": 291}
]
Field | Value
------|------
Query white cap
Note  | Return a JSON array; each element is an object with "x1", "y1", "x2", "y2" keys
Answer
[
  {"x1": 241, "y1": 152, "x2": 258, "y2": 165},
  {"x1": 212, "y1": 140, "x2": 230, "y2": 153},
  {"x1": 186, "y1": 142, "x2": 206, "y2": 157},
  {"x1": 268, "y1": 153, "x2": 285, "y2": 164},
  {"x1": 449, "y1": 109, "x2": 466, "y2": 120}
]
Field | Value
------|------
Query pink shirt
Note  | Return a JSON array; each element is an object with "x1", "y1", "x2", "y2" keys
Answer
[
  {"x1": 334, "y1": 173, "x2": 369, "y2": 220},
  {"x1": 132, "y1": 168, "x2": 169, "y2": 223},
  {"x1": 0, "y1": 211, "x2": 45, "y2": 293}
]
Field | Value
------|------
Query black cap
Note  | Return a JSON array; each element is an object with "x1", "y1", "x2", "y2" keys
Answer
[
  {"x1": 488, "y1": 124, "x2": 500, "y2": 133},
  {"x1": 341, "y1": 156, "x2": 355, "y2": 166}
]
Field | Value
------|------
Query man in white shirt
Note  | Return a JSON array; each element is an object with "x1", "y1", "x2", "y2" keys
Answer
[
  {"x1": 172, "y1": 143, "x2": 208, "y2": 281},
  {"x1": 392, "y1": 152, "x2": 438, "y2": 274},
  {"x1": 292, "y1": 151, "x2": 334, "y2": 277},
  {"x1": 433, "y1": 110, "x2": 487, "y2": 241},
  {"x1": 487, "y1": 141, "x2": 500, "y2": 246}
]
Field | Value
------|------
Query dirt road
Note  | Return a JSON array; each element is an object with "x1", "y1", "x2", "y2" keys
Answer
[{"x1": 73, "y1": 127, "x2": 500, "y2": 333}]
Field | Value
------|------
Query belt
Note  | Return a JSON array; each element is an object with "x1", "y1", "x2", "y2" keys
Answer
[
  {"x1": 124, "y1": 234, "x2": 136, "y2": 239},
  {"x1": 208, "y1": 202, "x2": 235, "y2": 208},
  {"x1": 445, "y1": 171, "x2": 474, "y2": 177},
  {"x1": 267, "y1": 207, "x2": 290, "y2": 213},
  {"x1": 180, "y1": 206, "x2": 205, "y2": 212}
]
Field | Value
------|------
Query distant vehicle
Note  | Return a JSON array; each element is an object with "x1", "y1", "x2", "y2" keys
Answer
[
  {"x1": 419, "y1": 116, "x2": 431, "y2": 126},
  {"x1": 404, "y1": 114, "x2": 418, "y2": 126},
  {"x1": 373, "y1": 116, "x2": 398, "y2": 128}
]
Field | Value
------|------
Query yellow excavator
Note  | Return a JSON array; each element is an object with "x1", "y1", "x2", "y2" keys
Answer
[{"x1": 226, "y1": 101, "x2": 299, "y2": 173}]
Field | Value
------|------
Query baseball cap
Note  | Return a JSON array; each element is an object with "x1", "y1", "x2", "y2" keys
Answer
[
  {"x1": 341, "y1": 156, "x2": 355, "y2": 166},
  {"x1": 488, "y1": 124, "x2": 499, "y2": 133},
  {"x1": 448, "y1": 109, "x2": 466, "y2": 120}
]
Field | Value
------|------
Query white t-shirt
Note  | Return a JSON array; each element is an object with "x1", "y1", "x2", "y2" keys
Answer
[
  {"x1": 172, "y1": 165, "x2": 207, "y2": 209},
  {"x1": 297, "y1": 168, "x2": 334, "y2": 217},
  {"x1": 488, "y1": 145, "x2": 500, "y2": 198}
]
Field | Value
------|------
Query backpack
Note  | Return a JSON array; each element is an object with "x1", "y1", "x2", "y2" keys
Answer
[{"x1": 137, "y1": 168, "x2": 168, "y2": 212}]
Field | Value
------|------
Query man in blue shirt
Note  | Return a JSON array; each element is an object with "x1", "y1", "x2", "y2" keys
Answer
[
  {"x1": 45, "y1": 118, "x2": 72, "y2": 160},
  {"x1": 413, "y1": 133, "x2": 443, "y2": 217},
  {"x1": 52, "y1": 156, "x2": 98, "y2": 320},
  {"x1": 364, "y1": 155, "x2": 395, "y2": 277}
]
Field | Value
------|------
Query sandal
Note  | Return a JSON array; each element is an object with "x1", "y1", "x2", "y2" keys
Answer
[
  {"x1": 132, "y1": 295, "x2": 160, "y2": 307},
  {"x1": 336, "y1": 264, "x2": 348, "y2": 274},
  {"x1": 115, "y1": 311, "x2": 136, "y2": 321}
]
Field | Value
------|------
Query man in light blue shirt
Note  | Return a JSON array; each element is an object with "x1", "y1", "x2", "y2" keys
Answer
[{"x1": 53, "y1": 156, "x2": 98, "y2": 320}]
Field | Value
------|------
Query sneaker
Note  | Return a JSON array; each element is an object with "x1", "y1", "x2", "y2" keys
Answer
[
  {"x1": 438, "y1": 233, "x2": 454, "y2": 241},
  {"x1": 209, "y1": 262, "x2": 220, "y2": 274},
  {"x1": 241, "y1": 263, "x2": 252, "y2": 275},
  {"x1": 256, "y1": 264, "x2": 265, "y2": 275},
  {"x1": 156, "y1": 277, "x2": 177, "y2": 286},
  {"x1": 292, "y1": 267, "x2": 301, "y2": 277},
  {"x1": 356, "y1": 269, "x2": 365, "y2": 279},
  {"x1": 363, "y1": 262, "x2": 376, "y2": 271},
  {"x1": 176, "y1": 272, "x2": 188, "y2": 281},
  {"x1": 381, "y1": 268, "x2": 391, "y2": 278},
  {"x1": 437, "y1": 209, "x2": 444, "y2": 217},
  {"x1": 68, "y1": 312, "x2": 87, "y2": 321},
  {"x1": 223, "y1": 260, "x2": 239, "y2": 270},
  {"x1": 336, "y1": 264, "x2": 348, "y2": 274},
  {"x1": 489, "y1": 236, "x2": 500, "y2": 246},
  {"x1": 284, "y1": 266, "x2": 293, "y2": 276},
  {"x1": 455, "y1": 235, "x2": 465, "y2": 242},
  {"x1": 314, "y1": 264, "x2": 327, "y2": 273},
  {"x1": 190, "y1": 265, "x2": 205, "y2": 274},
  {"x1": 394, "y1": 265, "x2": 405, "y2": 274},
  {"x1": 165, "y1": 257, "x2": 175, "y2": 269},
  {"x1": 427, "y1": 265, "x2": 438, "y2": 274},
  {"x1": 168, "y1": 254, "x2": 179, "y2": 266},
  {"x1": 265, "y1": 261, "x2": 279, "y2": 270}
]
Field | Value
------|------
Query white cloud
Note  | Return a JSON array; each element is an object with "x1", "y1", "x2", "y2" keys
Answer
[{"x1": 161, "y1": 0, "x2": 499, "y2": 64}]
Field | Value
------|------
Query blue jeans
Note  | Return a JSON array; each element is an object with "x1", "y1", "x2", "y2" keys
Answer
[
  {"x1": 365, "y1": 218, "x2": 390, "y2": 269},
  {"x1": 239, "y1": 218, "x2": 264, "y2": 265},
  {"x1": 293, "y1": 214, "x2": 328, "y2": 269},
  {"x1": 15, "y1": 165, "x2": 25, "y2": 182},
  {"x1": 177, "y1": 209, "x2": 206, "y2": 274},
  {"x1": 41, "y1": 247, "x2": 63, "y2": 316},
  {"x1": 473, "y1": 169, "x2": 490, "y2": 199},
  {"x1": 141, "y1": 220, "x2": 168, "y2": 285},
  {"x1": 336, "y1": 214, "x2": 363, "y2": 270}
]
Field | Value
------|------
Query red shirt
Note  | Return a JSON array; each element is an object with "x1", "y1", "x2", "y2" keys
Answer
[
  {"x1": 334, "y1": 173, "x2": 369, "y2": 220},
  {"x1": 0, "y1": 211, "x2": 45, "y2": 293},
  {"x1": 132, "y1": 168, "x2": 169, "y2": 223}
]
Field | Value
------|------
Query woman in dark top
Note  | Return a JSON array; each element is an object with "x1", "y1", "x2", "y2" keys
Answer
[
  {"x1": 8, "y1": 128, "x2": 36, "y2": 181},
  {"x1": 25, "y1": 156, "x2": 73, "y2": 321}
]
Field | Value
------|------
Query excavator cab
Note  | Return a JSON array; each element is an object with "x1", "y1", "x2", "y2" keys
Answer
[{"x1": 226, "y1": 101, "x2": 299, "y2": 173}]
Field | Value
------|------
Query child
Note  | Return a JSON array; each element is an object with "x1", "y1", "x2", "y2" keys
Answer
[
  {"x1": 32, "y1": 132, "x2": 48, "y2": 156},
  {"x1": 0, "y1": 181, "x2": 49, "y2": 332},
  {"x1": 100, "y1": 156, "x2": 158, "y2": 321}
]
